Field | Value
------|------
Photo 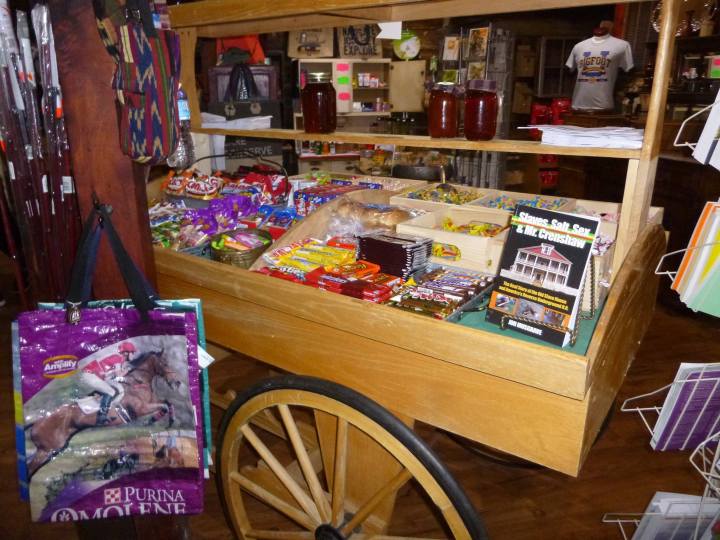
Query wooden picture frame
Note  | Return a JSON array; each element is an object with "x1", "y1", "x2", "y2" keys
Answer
[
  {"x1": 442, "y1": 35, "x2": 461, "y2": 62},
  {"x1": 336, "y1": 25, "x2": 382, "y2": 58},
  {"x1": 467, "y1": 61, "x2": 486, "y2": 81},
  {"x1": 287, "y1": 28, "x2": 334, "y2": 58},
  {"x1": 465, "y1": 26, "x2": 489, "y2": 60}
]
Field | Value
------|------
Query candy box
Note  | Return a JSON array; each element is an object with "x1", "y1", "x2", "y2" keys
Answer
[
  {"x1": 389, "y1": 183, "x2": 489, "y2": 213},
  {"x1": 469, "y1": 190, "x2": 576, "y2": 213},
  {"x1": 396, "y1": 206, "x2": 510, "y2": 273}
]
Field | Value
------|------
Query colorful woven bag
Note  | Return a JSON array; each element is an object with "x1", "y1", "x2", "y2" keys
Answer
[{"x1": 93, "y1": 0, "x2": 180, "y2": 164}]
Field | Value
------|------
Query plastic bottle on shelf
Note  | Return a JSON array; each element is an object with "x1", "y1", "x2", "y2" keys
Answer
[{"x1": 167, "y1": 86, "x2": 195, "y2": 170}]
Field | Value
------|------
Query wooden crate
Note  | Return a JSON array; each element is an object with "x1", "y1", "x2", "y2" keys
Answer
[
  {"x1": 468, "y1": 190, "x2": 576, "y2": 214},
  {"x1": 397, "y1": 206, "x2": 510, "y2": 273},
  {"x1": 389, "y1": 183, "x2": 489, "y2": 212},
  {"x1": 288, "y1": 172, "x2": 427, "y2": 194}
]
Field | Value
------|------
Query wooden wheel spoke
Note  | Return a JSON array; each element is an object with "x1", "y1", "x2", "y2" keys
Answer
[
  {"x1": 240, "y1": 423, "x2": 323, "y2": 525},
  {"x1": 341, "y1": 469, "x2": 413, "y2": 536},
  {"x1": 230, "y1": 471, "x2": 317, "y2": 531},
  {"x1": 278, "y1": 404, "x2": 332, "y2": 523},
  {"x1": 331, "y1": 417, "x2": 348, "y2": 527}
]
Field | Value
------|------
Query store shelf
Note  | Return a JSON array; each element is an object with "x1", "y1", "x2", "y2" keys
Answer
[
  {"x1": 194, "y1": 127, "x2": 642, "y2": 158},
  {"x1": 293, "y1": 111, "x2": 391, "y2": 117},
  {"x1": 298, "y1": 152, "x2": 360, "y2": 160}
]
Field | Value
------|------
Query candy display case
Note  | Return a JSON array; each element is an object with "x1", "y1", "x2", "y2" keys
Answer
[{"x1": 158, "y1": 0, "x2": 679, "y2": 536}]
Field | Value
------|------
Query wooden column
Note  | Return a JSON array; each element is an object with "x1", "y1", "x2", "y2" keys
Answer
[
  {"x1": 49, "y1": 0, "x2": 156, "y2": 297},
  {"x1": 613, "y1": 0, "x2": 679, "y2": 272}
]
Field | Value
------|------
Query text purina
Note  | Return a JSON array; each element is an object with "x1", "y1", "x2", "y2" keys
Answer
[{"x1": 50, "y1": 488, "x2": 186, "y2": 522}]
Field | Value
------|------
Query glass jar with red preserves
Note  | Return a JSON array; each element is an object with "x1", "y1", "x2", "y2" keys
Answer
[
  {"x1": 464, "y1": 79, "x2": 498, "y2": 141},
  {"x1": 428, "y1": 82, "x2": 458, "y2": 138},
  {"x1": 301, "y1": 72, "x2": 337, "y2": 133}
]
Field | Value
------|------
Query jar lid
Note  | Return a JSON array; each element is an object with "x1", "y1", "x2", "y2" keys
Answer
[
  {"x1": 467, "y1": 79, "x2": 497, "y2": 92},
  {"x1": 433, "y1": 81, "x2": 456, "y2": 91},
  {"x1": 309, "y1": 72, "x2": 331, "y2": 83}
]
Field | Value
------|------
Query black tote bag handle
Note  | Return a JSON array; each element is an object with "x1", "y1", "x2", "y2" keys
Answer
[
  {"x1": 65, "y1": 203, "x2": 158, "y2": 323},
  {"x1": 223, "y1": 63, "x2": 259, "y2": 102}
]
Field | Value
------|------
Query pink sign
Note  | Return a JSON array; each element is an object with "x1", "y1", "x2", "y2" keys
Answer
[
  {"x1": 338, "y1": 92, "x2": 351, "y2": 101},
  {"x1": 336, "y1": 63, "x2": 350, "y2": 71}
]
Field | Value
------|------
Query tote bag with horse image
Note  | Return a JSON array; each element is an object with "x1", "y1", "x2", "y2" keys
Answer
[{"x1": 13, "y1": 203, "x2": 204, "y2": 522}]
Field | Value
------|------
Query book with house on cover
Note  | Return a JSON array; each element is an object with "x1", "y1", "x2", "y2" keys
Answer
[{"x1": 485, "y1": 205, "x2": 600, "y2": 347}]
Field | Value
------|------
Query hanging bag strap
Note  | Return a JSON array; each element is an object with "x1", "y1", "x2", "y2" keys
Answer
[
  {"x1": 65, "y1": 202, "x2": 158, "y2": 323},
  {"x1": 223, "y1": 63, "x2": 259, "y2": 102}
]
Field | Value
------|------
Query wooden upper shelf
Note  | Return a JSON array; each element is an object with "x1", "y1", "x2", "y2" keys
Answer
[
  {"x1": 169, "y1": 0, "x2": 646, "y2": 33},
  {"x1": 195, "y1": 127, "x2": 641, "y2": 159}
]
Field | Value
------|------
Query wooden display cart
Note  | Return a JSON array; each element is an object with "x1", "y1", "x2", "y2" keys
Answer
[{"x1": 157, "y1": 0, "x2": 679, "y2": 537}]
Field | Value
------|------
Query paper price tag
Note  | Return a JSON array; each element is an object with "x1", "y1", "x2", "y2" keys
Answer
[
  {"x1": 198, "y1": 346, "x2": 216, "y2": 369},
  {"x1": 41, "y1": 175, "x2": 48, "y2": 193}
]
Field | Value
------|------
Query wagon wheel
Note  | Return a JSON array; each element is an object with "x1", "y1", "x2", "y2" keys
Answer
[{"x1": 217, "y1": 375, "x2": 487, "y2": 540}]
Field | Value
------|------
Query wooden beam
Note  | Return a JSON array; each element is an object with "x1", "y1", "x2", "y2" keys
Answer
[
  {"x1": 389, "y1": 0, "x2": 648, "y2": 21},
  {"x1": 170, "y1": 0, "x2": 651, "y2": 29},
  {"x1": 50, "y1": 0, "x2": 156, "y2": 298},
  {"x1": 195, "y1": 13, "x2": 386, "y2": 38},
  {"x1": 613, "y1": 0, "x2": 679, "y2": 269},
  {"x1": 169, "y1": 0, "x2": 411, "y2": 28},
  {"x1": 195, "y1": 127, "x2": 641, "y2": 159},
  {"x1": 178, "y1": 28, "x2": 202, "y2": 131}
]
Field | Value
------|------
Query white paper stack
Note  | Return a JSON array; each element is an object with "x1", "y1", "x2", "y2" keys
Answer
[
  {"x1": 520, "y1": 125, "x2": 645, "y2": 149},
  {"x1": 633, "y1": 492, "x2": 720, "y2": 539},
  {"x1": 200, "y1": 112, "x2": 272, "y2": 130}
]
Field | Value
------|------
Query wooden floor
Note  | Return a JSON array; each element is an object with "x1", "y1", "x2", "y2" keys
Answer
[{"x1": 2, "y1": 262, "x2": 719, "y2": 538}]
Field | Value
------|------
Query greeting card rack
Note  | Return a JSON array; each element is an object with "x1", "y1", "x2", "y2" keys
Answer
[{"x1": 602, "y1": 377, "x2": 720, "y2": 539}]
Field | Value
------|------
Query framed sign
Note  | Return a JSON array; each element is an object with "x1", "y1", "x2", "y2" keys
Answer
[
  {"x1": 442, "y1": 35, "x2": 460, "y2": 61},
  {"x1": 465, "y1": 27, "x2": 489, "y2": 59}
]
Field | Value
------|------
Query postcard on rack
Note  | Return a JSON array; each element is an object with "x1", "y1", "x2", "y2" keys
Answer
[
  {"x1": 681, "y1": 205, "x2": 720, "y2": 304},
  {"x1": 485, "y1": 206, "x2": 600, "y2": 347},
  {"x1": 673, "y1": 201, "x2": 720, "y2": 299},
  {"x1": 693, "y1": 89, "x2": 720, "y2": 165},
  {"x1": 651, "y1": 362, "x2": 720, "y2": 451}
]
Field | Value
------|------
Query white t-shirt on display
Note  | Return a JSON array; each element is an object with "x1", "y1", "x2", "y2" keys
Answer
[{"x1": 565, "y1": 35, "x2": 633, "y2": 110}]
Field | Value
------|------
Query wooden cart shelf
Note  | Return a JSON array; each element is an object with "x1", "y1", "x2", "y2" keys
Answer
[{"x1": 195, "y1": 127, "x2": 642, "y2": 159}]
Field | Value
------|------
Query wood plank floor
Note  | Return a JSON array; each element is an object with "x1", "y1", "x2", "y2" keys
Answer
[{"x1": 2, "y1": 269, "x2": 719, "y2": 538}]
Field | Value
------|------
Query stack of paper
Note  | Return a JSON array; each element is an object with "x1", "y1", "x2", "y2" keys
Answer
[
  {"x1": 520, "y1": 125, "x2": 645, "y2": 149},
  {"x1": 651, "y1": 363, "x2": 720, "y2": 451},
  {"x1": 672, "y1": 200, "x2": 720, "y2": 317},
  {"x1": 633, "y1": 492, "x2": 720, "y2": 539}
]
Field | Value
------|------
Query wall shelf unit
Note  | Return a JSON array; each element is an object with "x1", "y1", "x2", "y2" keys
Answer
[{"x1": 164, "y1": 0, "x2": 681, "y2": 478}]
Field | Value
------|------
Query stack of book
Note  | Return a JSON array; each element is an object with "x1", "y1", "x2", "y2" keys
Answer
[{"x1": 671, "y1": 200, "x2": 720, "y2": 317}]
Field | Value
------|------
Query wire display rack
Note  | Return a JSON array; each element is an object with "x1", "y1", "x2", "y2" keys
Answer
[{"x1": 602, "y1": 373, "x2": 720, "y2": 539}]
